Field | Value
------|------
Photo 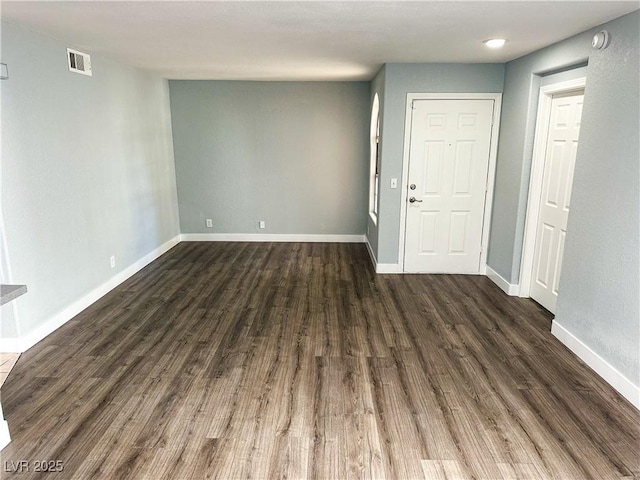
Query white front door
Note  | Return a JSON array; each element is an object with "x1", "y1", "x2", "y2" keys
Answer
[
  {"x1": 404, "y1": 99, "x2": 494, "y2": 273},
  {"x1": 530, "y1": 90, "x2": 584, "y2": 313}
]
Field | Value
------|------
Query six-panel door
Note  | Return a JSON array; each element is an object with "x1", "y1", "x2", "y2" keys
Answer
[
  {"x1": 530, "y1": 90, "x2": 584, "y2": 313},
  {"x1": 404, "y1": 99, "x2": 494, "y2": 273}
]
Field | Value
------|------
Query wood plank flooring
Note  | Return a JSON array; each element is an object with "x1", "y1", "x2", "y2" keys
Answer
[{"x1": 1, "y1": 242, "x2": 638, "y2": 479}]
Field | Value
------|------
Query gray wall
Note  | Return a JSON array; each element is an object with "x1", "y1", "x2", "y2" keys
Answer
[
  {"x1": 1, "y1": 21, "x2": 180, "y2": 337},
  {"x1": 169, "y1": 81, "x2": 370, "y2": 236},
  {"x1": 374, "y1": 63, "x2": 505, "y2": 263},
  {"x1": 488, "y1": 41, "x2": 590, "y2": 281},
  {"x1": 1, "y1": 207, "x2": 19, "y2": 339},
  {"x1": 488, "y1": 11, "x2": 639, "y2": 385},
  {"x1": 539, "y1": 65, "x2": 588, "y2": 86}
]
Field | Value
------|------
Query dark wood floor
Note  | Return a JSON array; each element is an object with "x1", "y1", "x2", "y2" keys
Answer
[{"x1": 1, "y1": 242, "x2": 638, "y2": 479}]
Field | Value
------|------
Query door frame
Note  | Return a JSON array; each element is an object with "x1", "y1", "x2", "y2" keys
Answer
[
  {"x1": 398, "y1": 93, "x2": 502, "y2": 274},
  {"x1": 519, "y1": 77, "x2": 586, "y2": 297}
]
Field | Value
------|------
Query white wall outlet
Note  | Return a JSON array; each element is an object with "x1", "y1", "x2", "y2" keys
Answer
[
  {"x1": 259, "y1": 221, "x2": 266, "y2": 229},
  {"x1": 110, "y1": 255, "x2": 116, "y2": 269},
  {"x1": 390, "y1": 178, "x2": 398, "y2": 189},
  {"x1": 206, "y1": 219, "x2": 213, "y2": 228}
]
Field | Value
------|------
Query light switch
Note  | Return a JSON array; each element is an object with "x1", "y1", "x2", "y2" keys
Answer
[{"x1": 390, "y1": 178, "x2": 398, "y2": 189}]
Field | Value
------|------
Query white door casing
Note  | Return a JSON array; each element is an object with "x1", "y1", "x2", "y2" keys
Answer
[
  {"x1": 403, "y1": 98, "x2": 496, "y2": 273},
  {"x1": 528, "y1": 89, "x2": 584, "y2": 313},
  {"x1": 520, "y1": 77, "x2": 586, "y2": 309}
]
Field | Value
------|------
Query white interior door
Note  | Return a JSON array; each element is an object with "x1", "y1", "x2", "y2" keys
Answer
[
  {"x1": 404, "y1": 99, "x2": 494, "y2": 273},
  {"x1": 530, "y1": 90, "x2": 584, "y2": 313}
]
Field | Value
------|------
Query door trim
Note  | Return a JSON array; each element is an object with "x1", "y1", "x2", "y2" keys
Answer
[
  {"x1": 398, "y1": 93, "x2": 502, "y2": 274},
  {"x1": 519, "y1": 78, "x2": 586, "y2": 298}
]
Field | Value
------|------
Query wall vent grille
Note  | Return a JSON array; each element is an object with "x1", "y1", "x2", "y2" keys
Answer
[{"x1": 67, "y1": 48, "x2": 92, "y2": 76}]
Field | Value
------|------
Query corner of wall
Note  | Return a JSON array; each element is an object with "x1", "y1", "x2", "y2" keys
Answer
[
  {"x1": 0, "y1": 235, "x2": 181, "y2": 354},
  {"x1": 486, "y1": 265, "x2": 520, "y2": 296}
]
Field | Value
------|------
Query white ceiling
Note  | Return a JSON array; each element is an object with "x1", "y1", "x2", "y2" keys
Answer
[{"x1": 2, "y1": 1, "x2": 638, "y2": 81}]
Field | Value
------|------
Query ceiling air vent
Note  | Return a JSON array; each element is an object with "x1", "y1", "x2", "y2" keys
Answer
[{"x1": 67, "y1": 48, "x2": 92, "y2": 76}]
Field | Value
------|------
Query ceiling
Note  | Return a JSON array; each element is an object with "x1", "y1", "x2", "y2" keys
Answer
[{"x1": 1, "y1": 1, "x2": 638, "y2": 81}]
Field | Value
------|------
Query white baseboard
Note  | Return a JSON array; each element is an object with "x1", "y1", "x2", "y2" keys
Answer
[
  {"x1": 0, "y1": 418, "x2": 10, "y2": 451},
  {"x1": 365, "y1": 236, "x2": 377, "y2": 271},
  {"x1": 0, "y1": 403, "x2": 9, "y2": 451},
  {"x1": 551, "y1": 320, "x2": 640, "y2": 409},
  {"x1": 181, "y1": 233, "x2": 365, "y2": 243},
  {"x1": 0, "y1": 337, "x2": 20, "y2": 352},
  {"x1": 364, "y1": 237, "x2": 401, "y2": 274},
  {"x1": 376, "y1": 263, "x2": 401, "y2": 273},
  {"x1": 486, "y1": 266, "x2": 520, "y2": 296},
  {"x1": 1, "y1": 235, "x2": 181, "y2": 354}
]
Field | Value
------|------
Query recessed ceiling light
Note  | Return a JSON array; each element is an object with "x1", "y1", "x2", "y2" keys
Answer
[{"x1": 483, "y1": 38, "x2": 507, "y2": 49}]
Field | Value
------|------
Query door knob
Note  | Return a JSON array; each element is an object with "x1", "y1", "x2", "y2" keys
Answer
[{"x1": 409, "y1": 197, "x2": 422, "y2": 203}]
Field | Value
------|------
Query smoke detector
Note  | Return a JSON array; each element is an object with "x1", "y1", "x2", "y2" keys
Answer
[{"x1": 592, "y1": 30, "x2": 610, "y2": 50}]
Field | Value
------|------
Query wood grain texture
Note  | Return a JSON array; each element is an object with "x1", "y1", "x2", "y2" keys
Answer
[{"x1": 1, "y1": 242, "x2": 638, "y2": 479}]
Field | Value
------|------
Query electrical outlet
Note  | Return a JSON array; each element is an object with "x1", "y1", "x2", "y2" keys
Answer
[
  {"x1": 259, "y1": 221, "x2": 266, "y2": 229},
  {"x1": 206, "y1": 219, "x2": 213, "y2": 228},
  {"x1": 110, "y1": 256, "x2": 116, "y2": 269}
]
